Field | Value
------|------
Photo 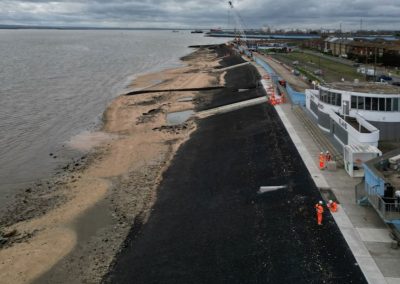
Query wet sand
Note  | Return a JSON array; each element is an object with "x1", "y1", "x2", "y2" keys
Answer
[{"x1": 0, "y1": 45, "x2": 227, "y2": 284}]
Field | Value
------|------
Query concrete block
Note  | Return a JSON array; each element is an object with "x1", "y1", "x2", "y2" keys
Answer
[{"x1": 326, "y1": 161, "x2": 337, "y2": 171}]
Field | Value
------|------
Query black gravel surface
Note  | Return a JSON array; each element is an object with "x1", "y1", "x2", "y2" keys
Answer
[{"x1": 104, "y1": 47, "x2": 366, "y2": 284}]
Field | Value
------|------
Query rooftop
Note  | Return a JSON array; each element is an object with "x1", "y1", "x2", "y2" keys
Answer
[
  {"x1": 365, "y1": 148, "x2": 400, "y2": 189},
  {"x1": 321, "y1": 82, "x2": 400, "y2": 95}
]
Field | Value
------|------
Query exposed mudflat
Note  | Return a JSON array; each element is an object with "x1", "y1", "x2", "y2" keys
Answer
[{"x1": 0, "y1": 45, "x2": 227, "y2": 284}]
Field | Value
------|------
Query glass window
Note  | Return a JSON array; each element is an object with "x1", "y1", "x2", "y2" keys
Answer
[
  {"x1": 393, "y1": 98, "x2": 399, "y2": 111},
  {"x1": 320, "y1": 90, "x2": 326, "y2": 103},
  {"x1": 351, "y1": 96, "x2": 357, "y2": 108},
  {"x1": 372, "y1": 97, "x2": 378, "y2": 111},
  {"x1": 365, "y1": 97, "x2": 371, "y2": 110},
  {"x1": 386, "y1": 98, "x2": 392, "y2": 111},
  {"x1": 336, "y1": 93, "x2": 342, "y2": 106},
  {"x1": 357, "y1": 96, "x2": 365, "y2": 110},
  {"x1": 379, "y1": 98, "x2": 385, "y2": 111}
]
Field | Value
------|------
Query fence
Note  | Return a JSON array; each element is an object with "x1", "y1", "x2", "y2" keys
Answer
[
  {"x1": 357, "y1": 181, "x2": 400, "y2": 222},
  {"x1": 253, "y1": 55, "x2": 306, "y2": 106}
]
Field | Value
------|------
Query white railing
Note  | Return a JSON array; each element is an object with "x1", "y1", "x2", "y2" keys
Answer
[
  {"x1": 329, "y1": 109, "x2": 379, "y2": 146},
  {"x1": 355, "y1": 112, "x2": 380, "y2": 133}
]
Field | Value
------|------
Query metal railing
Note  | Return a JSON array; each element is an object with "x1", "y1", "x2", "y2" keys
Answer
[
  {"x1": 358, "y1": 183, "x2": 400, "y2": 221},
  {"x1": 369, "y1": 194, "x2": 400, "y2": 221},
  {"x1": 355, "y1": 180, "x2": 369, "y2": 206}
]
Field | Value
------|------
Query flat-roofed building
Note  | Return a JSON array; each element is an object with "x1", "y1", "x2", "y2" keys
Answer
[{"x1": 305, "y1": 82, "x2": 400, "y2": 146}]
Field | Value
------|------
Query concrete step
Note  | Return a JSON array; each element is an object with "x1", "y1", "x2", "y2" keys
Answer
[
  {"x1": 292, "y1": 106, "x2": 344, "y2": 167},
  {"x1": 211, "y1": 62, "x2": 251, "y2": 73},
  {"x1": 195, "y1": 96, "x2": 267, "y2": 118}
]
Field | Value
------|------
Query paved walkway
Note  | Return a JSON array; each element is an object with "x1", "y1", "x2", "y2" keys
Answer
[{"x1": 253, "y1": 62, "x2": 400, "y2": 284}]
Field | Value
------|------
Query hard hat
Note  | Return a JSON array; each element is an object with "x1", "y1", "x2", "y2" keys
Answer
[
  {"x1": 326, "y1": 151, "x2": 329, "y2": 153},
  {"x1": 329, "y1": 200, "x2": 333, "y2": 203},
  {"x1": 319, "y1": 201, "x2": 323, "y2": 204},
  {"x1": 320, "y1": 152, "x2": 323, "y2": 154}
]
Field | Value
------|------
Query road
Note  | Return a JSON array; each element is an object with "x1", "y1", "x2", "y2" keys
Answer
[
  {"x1": 302, "y1": 49, "x2": 400, "y2": 82},
  {"x1": 255, "y1": 52, "x2": 310, "y2": 92},
  {"x1": 104, "y1": 47, "x2": 366, "y2": 284}
]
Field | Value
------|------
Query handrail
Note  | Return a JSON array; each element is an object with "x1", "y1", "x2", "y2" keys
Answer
[
  {"x1": 355, "y1": 112, "x2": 380, "y2": 133},
  {"x1": 329, "y1": 109, "x2": 377, "y2": 137},
  {"x1": 328, "y1": 109, "x2": 360, "y2": 133},
  {"x1": 364, "y1": 185, "x2": 400, "y2": 221}
]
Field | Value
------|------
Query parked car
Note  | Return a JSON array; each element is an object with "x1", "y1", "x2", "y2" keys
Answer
[
  {"x1": 378, "y1": 75, "x2": 393, "y2": 82},
  {"x1": 314, "y1": 69, "x2": 323, "y2": 75},
  {"x1": 292, "y1": 69, "x2": 300, "y2": 76}
]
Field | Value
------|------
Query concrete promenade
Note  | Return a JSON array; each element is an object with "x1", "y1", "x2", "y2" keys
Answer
[{"x1": 252, "y1": 62, "x2": 400, "y2": 284}]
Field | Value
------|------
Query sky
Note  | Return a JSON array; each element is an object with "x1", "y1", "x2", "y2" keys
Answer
[{"x1": 1, "y1": 0, "x2": 399, "y2": 30}]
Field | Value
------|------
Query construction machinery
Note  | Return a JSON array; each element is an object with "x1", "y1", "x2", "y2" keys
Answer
[{"x1": 228, "y1": 1, "x2": 248, "y2": 48}]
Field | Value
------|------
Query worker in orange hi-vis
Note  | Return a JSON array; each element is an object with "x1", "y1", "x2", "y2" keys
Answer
[
  {"x1": 319, "y1": 152, "x2": 325, "y2": 170},
  {"x1": 315, "y1": 201, "x2": 324, "y2": 225},
  {"x1": 325, "y1": 151, "x2": 332, "y2": 162},
  {"x1": 327, "y1": 200, "x2": 338, "y2": 212}
]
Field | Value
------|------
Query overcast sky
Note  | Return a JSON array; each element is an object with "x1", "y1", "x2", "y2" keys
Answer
[{"x1": 1, "y1": 0, "x2": 399, "y2": 30}]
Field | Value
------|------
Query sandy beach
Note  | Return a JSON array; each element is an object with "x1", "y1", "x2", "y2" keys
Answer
[{"x1": 0, "y1": 45, "x2": 227, "y2": 283}]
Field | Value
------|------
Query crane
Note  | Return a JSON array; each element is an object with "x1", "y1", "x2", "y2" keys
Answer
[{"x1": 227, "y1": 1, "x2": 248, "y2": 47}]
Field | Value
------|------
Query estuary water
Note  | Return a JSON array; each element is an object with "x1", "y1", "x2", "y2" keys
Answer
[{"x1": 0, "y1": 30, "x2": 226, "y2": 203}]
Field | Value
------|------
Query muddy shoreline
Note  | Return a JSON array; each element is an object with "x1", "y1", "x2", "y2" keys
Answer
[{"x1": 0, "y1": 44, "x2": 229, "y2": 283}]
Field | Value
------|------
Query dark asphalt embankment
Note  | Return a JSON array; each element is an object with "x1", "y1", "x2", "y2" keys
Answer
[{"x1": 104, "y1": 47, "x2": 366, "y2": 283}]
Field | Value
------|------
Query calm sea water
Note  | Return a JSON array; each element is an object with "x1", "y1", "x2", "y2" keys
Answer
[{"x1": 0, "y1": 30, "x2": 226, "y2": 203}]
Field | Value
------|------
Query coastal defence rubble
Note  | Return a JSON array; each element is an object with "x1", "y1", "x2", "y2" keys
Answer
[{"x1": 0, "y1": 45, "x2": 229, "y2": 283}]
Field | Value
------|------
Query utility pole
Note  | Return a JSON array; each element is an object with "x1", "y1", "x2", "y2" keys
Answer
[
  {"x1": 374, "y1": 46, "x2": 377, "y2": 81},
  {"x1": 318, "y1": 56, "x2": 321, "y2": 76}
]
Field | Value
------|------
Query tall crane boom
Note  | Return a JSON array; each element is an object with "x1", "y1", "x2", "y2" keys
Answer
[{"x1": 227, "y1": 1, "x2": 247, "y2": 46}]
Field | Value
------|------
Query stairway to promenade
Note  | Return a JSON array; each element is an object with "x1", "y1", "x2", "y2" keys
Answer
[{"x1": 291, "y1": 105, "x2": 344, "y2": 168}]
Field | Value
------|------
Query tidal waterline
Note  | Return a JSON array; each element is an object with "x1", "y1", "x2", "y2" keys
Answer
[{"x1": 0, "y1": 29, "x2": 227, "y2": 203}]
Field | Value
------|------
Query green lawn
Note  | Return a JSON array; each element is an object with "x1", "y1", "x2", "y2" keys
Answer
[{"x1": 269, "y1": 52, "x2": 365, "y2": 83}]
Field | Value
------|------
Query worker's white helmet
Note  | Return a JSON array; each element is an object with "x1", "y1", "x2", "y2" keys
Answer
[
  {"x1": 329, "y1": 200, "x2": 333, "y2": 203},
  {"x1": 319, "y1": 201, "x2": 323, "y2": 204},
  {"x1": 320, "y1": 152, "x2": 323, "y2": 155},
  {"x1": 326, "y1": 151, "x2": 329, "y2": 153}
]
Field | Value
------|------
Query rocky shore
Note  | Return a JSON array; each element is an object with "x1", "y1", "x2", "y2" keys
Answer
[{"x1": 0, "y1": 45, "x2": 228, "y2": 283}]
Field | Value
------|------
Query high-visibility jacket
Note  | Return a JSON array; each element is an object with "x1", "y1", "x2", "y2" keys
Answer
[
  {"x1": 325, "y1": 153, "x2": 332, "y2": 162},
  {"x1": 319, "y1": 154, "x2": 325, "y2": 169},
  {"x1": 328, "y1": 201, "x2": 338, "y2": 212},
  {"x1": 315, "y1": 204, "x2": 324, "y2": 214}
]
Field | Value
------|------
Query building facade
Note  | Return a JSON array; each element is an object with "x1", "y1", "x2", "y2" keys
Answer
[{"x1": 306, "y1": 82, "x2": 400, "y2": 145}]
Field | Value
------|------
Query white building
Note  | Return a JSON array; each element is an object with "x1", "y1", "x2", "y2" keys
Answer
[{"x1": 305, "y1": 82, "x2": 400, "y2": 147}]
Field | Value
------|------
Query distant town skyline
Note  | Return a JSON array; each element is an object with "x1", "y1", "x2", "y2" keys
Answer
[{"x1": 1, "y1": 0, "x2": 399, "y2": 31}]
